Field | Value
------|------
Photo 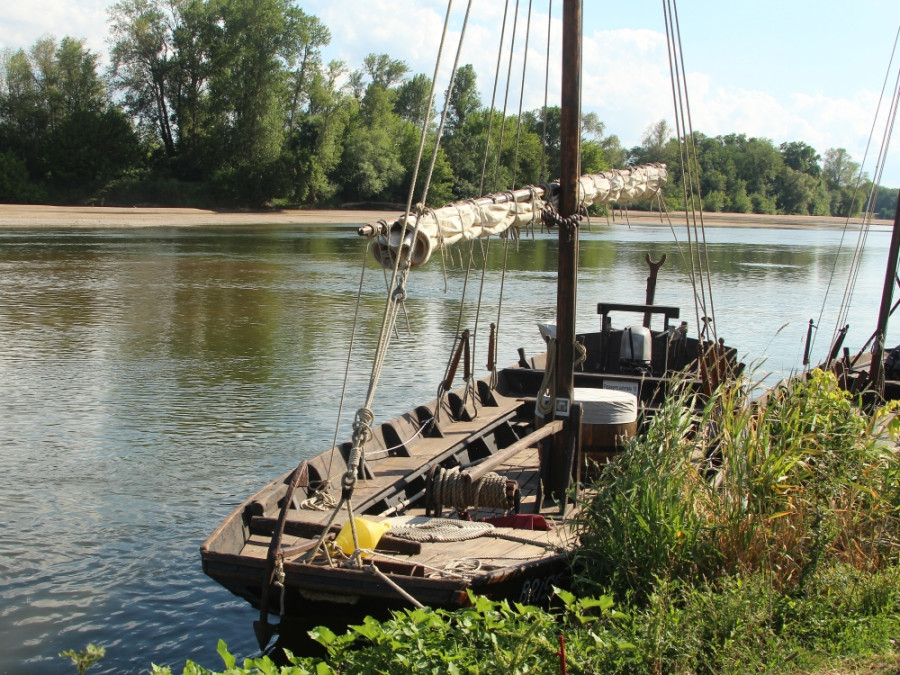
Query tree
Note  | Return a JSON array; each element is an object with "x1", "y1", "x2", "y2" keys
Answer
[
  {"x1": 445, "y1": 64, "x2": 479, "y2": 132},
  {"x1": 0, "y1": 150, "x2": 46, "y2": 203},
  {"x1": 206, "y1": 0, "x2": 299, "y2": 169},
  {"x1": 0, "y1": 35, "x2": 125, "y2": 201},
  {"x1": 0, "y1": 47, "x2": 48, "y2": 154},
  {"x1": 775, "y1": 167, "x2": 819, "y2": 215},
  {"x1": 780, "y1": 141, "x2": 821, "y2": 178},
  {"x1": 284, "y1": 10, "x2": 331, "y2": 132},
  {"x1": 394, "y1": 73, "x2": 433, "y2": 127},
  {"x1": 108, "y1": 0, "x2": 178, "y2": 156},
  {"x1": 728, "y1": 134, "x2": 783, "y2": 197},
  {"x1": 362, "y1": 53, "x2": 408, "y2": 89},
  {"x1": 285, "y1": 60, "x2": 350, "y2": 203},
  {"x1": 41, "y1": 108, "x2": 142, "y2": 194},
  {"x1": 640, "y1": 119, "x2": 673, "y2": 162},
  {"x1": 48, "y1": 37, "x2": 106, "y2": 117},
  {"x1": 822, "y1": 147, "x2": 861, "y2": 190}
]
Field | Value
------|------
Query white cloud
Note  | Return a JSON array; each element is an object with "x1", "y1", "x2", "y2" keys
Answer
[{"x1": 0, "y1": 0, "x2": 109, "y2": 57}]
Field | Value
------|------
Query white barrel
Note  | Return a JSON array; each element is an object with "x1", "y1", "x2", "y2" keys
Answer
[{"x1": 574, "y1": 387, "x2": 638, "y2": 464}]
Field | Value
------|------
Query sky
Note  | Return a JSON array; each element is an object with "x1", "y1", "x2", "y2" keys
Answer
[{"x1": 2, "y1": 0, "x2": 899, "y2": 188}]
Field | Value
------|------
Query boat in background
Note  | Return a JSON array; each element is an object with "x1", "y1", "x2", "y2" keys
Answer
[{"x1": 819, "y1": 192, "x2": 900, "y2": 402}]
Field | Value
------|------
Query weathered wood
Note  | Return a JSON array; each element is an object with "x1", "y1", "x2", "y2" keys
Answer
[
  {"x1": 643, "y1": 254, "x2": 667, "y2": 328},
  {"x1": 463, "y1": 419, "x2": 563, "y2": 483},
  {"x1": 249, "y1": 516, "x2": 423, "y2": 555},
  {"x1": 255, "y1": 461, "x2": 309, "y2": 648},
  {"x1": 543, "y1": 0, "x2": 583, "y2": 505}
]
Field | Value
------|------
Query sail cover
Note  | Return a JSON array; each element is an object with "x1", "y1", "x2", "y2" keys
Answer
[{"x1": 370, "y1": 163, "x2": 667, "y2": 269}]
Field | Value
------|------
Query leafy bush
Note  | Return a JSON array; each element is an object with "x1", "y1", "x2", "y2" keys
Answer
[{"x1": 0, "y1": 150, "x2": 46, "y2": 203}]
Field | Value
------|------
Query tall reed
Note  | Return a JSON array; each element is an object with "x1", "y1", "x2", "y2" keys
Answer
[{"x1": 574, "y1": 369, "x2": 900, "y2": 601}]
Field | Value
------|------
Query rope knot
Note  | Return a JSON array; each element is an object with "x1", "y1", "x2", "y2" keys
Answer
[{"x1": 352, "y1": 408, "x2": 374, "y2": 444}]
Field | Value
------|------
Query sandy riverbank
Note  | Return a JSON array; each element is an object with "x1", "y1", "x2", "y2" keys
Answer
[{"x1": 0, "y1": 203, "x2": 886, "y2": 229}]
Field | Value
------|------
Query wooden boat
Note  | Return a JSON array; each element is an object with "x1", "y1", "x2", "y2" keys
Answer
[
  {"x1": 201, "y1": 0, "x2": 742, "y2": 650},
  {"x1": 817, "y1": 185, "x2": 900, "y2": 401}
]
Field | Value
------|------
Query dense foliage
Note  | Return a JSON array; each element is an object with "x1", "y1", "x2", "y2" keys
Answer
[
  {"x1": 2, "y1": 1, "x2": 897, "y2": 212},
  {"x1": 574, "y1": 370, "x2": 900, "y2": 601}
]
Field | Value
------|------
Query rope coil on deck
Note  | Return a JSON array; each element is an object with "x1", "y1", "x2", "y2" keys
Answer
[
  {"x1": 425, "y1": 465, "x2": 516, "y2": 516},
  {"x1": 386, "y1": 516, "x2": 495, "y2": 542}
]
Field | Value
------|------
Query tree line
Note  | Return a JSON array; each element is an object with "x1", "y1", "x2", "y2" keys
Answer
[{"x1": 0, "y1": 0, "x2": 896, "y2": 219}]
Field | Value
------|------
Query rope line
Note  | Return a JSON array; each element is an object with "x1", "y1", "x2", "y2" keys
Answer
[
  {"x1": 539, "y1": 0, "x2": 552, "y2": 182},
  {"x1": 510, "y1": 0, "x2": 534, "y2": 190},
  {"x1": 491, "y1": 0, "x2": 522, "y2": 193},
  {"x1": 817, "y1": 26, "x2": 900, "y2": 364},
  {"x1": 663, "y1": 0, "x2": 717, "y2": 345},
  {"x1": 478, "y1": 0, "x2": 512, "y2": 197}
]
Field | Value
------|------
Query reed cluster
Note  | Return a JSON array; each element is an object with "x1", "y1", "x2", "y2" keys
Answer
[{"x1": 574, "y1": 368, "x2": 900, "y2": 601}]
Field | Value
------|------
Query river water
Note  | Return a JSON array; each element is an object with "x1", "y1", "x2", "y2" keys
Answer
[{"x1": 0, "y1": 220, "x2": 894, "y2": 673}]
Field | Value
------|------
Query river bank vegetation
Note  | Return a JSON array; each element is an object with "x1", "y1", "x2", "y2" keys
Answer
[
  {"x1": 60, "y1": 369, "x2": 899, "y2": 674},
  {"x1": 2, "y1": 0, "x2": 898, "y2": 217}
]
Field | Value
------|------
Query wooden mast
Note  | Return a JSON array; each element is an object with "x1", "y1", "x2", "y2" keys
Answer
[
  {"x1": 544, "y1": 0, "x2": 582, "y2": 503},
  {"x1": 869, "y1": 190, "x2": 900, "y2": 392}
]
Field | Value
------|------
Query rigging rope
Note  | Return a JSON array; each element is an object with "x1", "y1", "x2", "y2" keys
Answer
[
  {"x1": 510, "y1": 0, "x2": 535, "y2": 190},
  {"x1": 815, "y1": 26, "x2": 900, "y2": 365},
  {"x1": 662, "y1": 0, "x2": 717, "y2": 345},
  {"x1": 310, "y1": 4, "x2": 465, "y2": 561},
  {"x1": 539, "y1": 0, "x2": 552, "y2": 183},
  {"x1": 326, "y1": 236, "x2": 375, "y2": 482},
  {"x1": 477, "y1": 0, "x2": 512, "y2": 197},
  {"x1": 491, "y1": 0, "x2": 522, "y2": 193}
]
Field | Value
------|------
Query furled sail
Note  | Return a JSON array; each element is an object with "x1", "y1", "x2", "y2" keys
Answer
[{"x1": 366, "y1": 163, "x2": 667, "y2": 269}]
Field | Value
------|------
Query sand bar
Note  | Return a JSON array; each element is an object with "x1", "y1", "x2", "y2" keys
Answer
[{"x1": 0, "y1": 203, "x2": 886, "y2": 229}]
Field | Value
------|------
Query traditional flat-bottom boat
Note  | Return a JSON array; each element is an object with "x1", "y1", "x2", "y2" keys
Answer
[
  {"x1": 201, "y1": 0, "x2": 741, "y2": 650},
  {"x1": 201, "y1": 259, "x2": 739, "y2": 646}
]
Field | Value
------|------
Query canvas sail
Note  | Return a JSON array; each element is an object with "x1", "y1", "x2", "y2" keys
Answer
[{"x1": 371, "y1": 163, "x2": 667, "y2": 269}]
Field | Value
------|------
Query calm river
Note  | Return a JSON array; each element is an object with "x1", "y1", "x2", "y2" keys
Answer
[{"x1": 0, "y1": 220, "x2": 895, "y2": 673}]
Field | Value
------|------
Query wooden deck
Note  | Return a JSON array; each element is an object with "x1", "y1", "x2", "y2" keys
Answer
[{"x1": 237, "y1": 414, "x2": 580, "y2": 580}]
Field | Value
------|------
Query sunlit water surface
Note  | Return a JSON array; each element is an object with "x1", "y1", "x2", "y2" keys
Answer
[{"x1": 0, "y1": 221, "x2": 894, "y2": 673}]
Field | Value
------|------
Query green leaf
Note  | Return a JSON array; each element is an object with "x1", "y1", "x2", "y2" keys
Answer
[
  {"x1": 579, "y1": 596, "x2": 615, "y2": 611},
  {"x1": 554, "y1": 588, "x2": 577, "y2": 607},
  {"x1": 216, "y1": 639, "x2": 236, "y2": 671}
]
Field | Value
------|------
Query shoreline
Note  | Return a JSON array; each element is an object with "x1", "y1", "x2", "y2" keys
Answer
[{"x1": 0, "y1": 203, "x2": 887, "y2": 229}]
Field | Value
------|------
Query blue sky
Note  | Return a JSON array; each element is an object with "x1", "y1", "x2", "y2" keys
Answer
[{"x1": 2, "y1": 0, "x2": 899, "y2": 188}]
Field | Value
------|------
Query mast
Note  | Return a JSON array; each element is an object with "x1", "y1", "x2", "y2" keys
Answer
[
  {"x1": 544, "y1": 0, "x2": 582, "y2": 502},
  {"x1": 869, "y1": 190, "x2": 900, "y2": 391}
]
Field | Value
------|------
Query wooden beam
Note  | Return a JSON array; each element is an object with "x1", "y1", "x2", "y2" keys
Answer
[{"x1": 463, "y1": 419, "x2": 564, "y2": 483}]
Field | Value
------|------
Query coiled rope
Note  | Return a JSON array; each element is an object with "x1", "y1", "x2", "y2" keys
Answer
[{"x1": 426, "y1": 466, "x2": 515, "y2": 517}]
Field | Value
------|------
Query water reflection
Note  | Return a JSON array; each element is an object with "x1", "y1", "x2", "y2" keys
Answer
[{"x1": 0, "y1": 223, "x2": 894, "y2": 673}]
